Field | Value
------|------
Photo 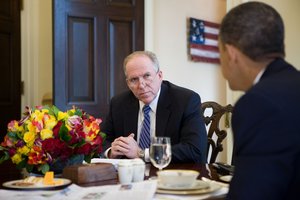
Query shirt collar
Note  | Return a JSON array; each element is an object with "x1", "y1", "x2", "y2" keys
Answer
[
  {"x1": 253, "y1": 67, "x2": 267, "y2": 85},
  {"x1": 139, "y1": 88, "x2": 161, "y2": 113}
]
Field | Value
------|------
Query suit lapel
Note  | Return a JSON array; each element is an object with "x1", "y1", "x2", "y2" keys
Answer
[
  {"x1": 124, "y1": 94, "x2": 139, "y2": 140},
  {"x1": 156, "y1": 82, "x2": 171, "y2": 137}
]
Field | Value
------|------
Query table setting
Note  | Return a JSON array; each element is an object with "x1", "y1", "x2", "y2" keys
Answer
[
  {"x1": 0, "y1": 165, "x2": 229, "y2": 200},
  {"x1": 0, "y1": 108, "x2": 231, "y2": 200}
]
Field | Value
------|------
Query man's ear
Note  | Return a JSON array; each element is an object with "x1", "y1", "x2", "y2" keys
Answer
[{"x1": 225, "y1": 44, "x2": 238, "y2": 63}]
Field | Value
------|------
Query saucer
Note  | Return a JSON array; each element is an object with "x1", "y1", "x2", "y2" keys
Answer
[
  {"x1": 219, "y1": 175, "x2": 232, "y2": 183},
  {"x1": 3, "y1": 178, "x2": 72, "y2": 191},
  {"x1": 156, "y1": 181, "x2": 221, "y2": 195},
  {"x1": 157, "y1": 180, "x2": 209, "y2": 191}
]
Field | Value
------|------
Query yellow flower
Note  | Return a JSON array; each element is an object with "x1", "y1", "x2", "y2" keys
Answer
[
  {"x1": 66, "y1": 124, "x2": 72, "y2": 131},
  {"x1": 8, "y1": 120, "x2": 24, "y2": 132},
  {"x1": 17, "y1": 125, "x2": 24, "y2": 132},
  {"x1": 85, "y1": 134, "x2": 96, "y2": 142},
  {"x1": 31, "y1": 110, "x2": 42, "y2": 121},
  {"x1": 11, "y1": 153, "x2": 22, "y2": 164},
  {"x1": 18, "y1": 146, "x2": 30, "y2": 155},
  {"x1": 41, "y1": 109, "x2": 49, "y2": 114},
  {"x1": 68, "y1": 108, "x2": 76, "y2": 115},
  {"x1": 24, "y1": 131, "x2": 35, "y2": 144},
  {"x1": 44, "y1": 115, "x2": 57, "y2": 129},
  {"x1": 40, "y1": 129, "x2": 53, "y2": 140},
  {"x1": 58, "y1": 111, "x2": 68, "y2": 121},
  {"x1": 26, "y1": 121, "x2": 36, "y2": 133},
  {"x1": 12, "y1": 121, "x2": 19, "y2": 131}
]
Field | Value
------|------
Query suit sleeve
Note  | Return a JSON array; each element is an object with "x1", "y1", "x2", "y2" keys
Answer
[{"x1": 171, "y1": 92, "x2": 208, "y2": 163}]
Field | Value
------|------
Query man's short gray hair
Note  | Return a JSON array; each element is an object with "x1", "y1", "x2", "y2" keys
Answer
[{"x1": 123, "y1": 51, "x2": 160, "y2": 76}]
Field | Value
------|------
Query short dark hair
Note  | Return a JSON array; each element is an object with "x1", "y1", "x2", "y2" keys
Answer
[{"x1": 219, "y1": 2, "x2": 285, "y2": 61}]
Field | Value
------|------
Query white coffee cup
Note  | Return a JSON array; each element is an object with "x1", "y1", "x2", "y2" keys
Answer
[
  {"x1": 118, "y1": 160, "x2": 133, "y2": 185},
  {"x1": 131, "y1": 158, "x2": 145, "y2": 182}
]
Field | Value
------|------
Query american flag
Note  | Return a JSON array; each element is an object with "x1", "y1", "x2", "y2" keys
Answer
[{"x1": 189, "y1": 17, "x2": 220, "y2": 64}]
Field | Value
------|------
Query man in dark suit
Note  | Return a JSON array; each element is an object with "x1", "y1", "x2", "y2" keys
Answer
[
  {"x1": 102, "y1": 51, "x2": 207, "y2": 163},
  {"x1": 218, "y1": 2, "x2": 300, "y2": 200}
]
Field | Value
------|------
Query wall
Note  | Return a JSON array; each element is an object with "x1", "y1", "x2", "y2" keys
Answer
[
  {"x1": 21, "y1": 0, "x2": 52, "y2": 112},
  {"x1": 259, "y1": 0, "x2": 300, "y2": 69}
]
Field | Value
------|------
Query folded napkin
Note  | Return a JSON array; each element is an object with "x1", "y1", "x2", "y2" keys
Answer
[{"x1": 50, "y1": 180, "x2": 157, "y2": 200}]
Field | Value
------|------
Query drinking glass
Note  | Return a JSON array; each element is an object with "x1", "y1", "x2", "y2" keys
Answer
[{"x1": 149, "y1": 137, "x2": 172, "y2": 170}]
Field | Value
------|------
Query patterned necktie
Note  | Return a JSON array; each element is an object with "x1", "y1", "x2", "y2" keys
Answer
[{"x1": 139, "y1": 105, "x2": 151, "y2": 149}]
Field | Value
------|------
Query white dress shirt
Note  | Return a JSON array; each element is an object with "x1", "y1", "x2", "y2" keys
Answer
[{"x1": 137, "y1": 89, "x2": 161, "y2": 162}]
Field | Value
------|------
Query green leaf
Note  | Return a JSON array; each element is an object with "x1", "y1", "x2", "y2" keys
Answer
[
  {"x1": 16, "y1": 159, "x2": 28, "y2": 170},
  {"x1": 0, "y1": 146, "x2": 7, "y2": 151},
  {"x1": 7, "y1": 132, "x2": 18, "y2": 139},
  {"x1": 42, "y1": 104, "x2": 51, "y2": 110},
  {"x1": 59, "y1": 124, "x2": 72, "y2": 142},
  {"x1": 16, "y1": 131, "x2": 25, "y2": 140},
  {"x1": 51, "y1": 105, "x2": 61, "y2": 118},
  {"x1": 26, "y1": 164, "x2": 34, "y2": 173},
  {"x1": 74, "y1": 109, "x2": 83, "y2": 117},
  {"x1": 100, "y1": 132, "x2": 106, "y2": 140},
  {"x1": 84, "y1": 154, "x2": 92, "y2": 163},
  {"x1": 100, "y1": 132, "x2": 107, "y2": 146},
  {"x1": 40, "y1": 163, "x2": 50, "y2": 174},
  {"x1": 0, "y1": 150, "x2": 10, "y2": 164}
]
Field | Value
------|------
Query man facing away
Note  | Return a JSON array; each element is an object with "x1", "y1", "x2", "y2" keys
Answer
[
  {"x1": 218, "y1": 2, "x2": 300, "y2": 199},
  {"x1": 102, "y1": 51, "x2": 208, "y2": 163}
]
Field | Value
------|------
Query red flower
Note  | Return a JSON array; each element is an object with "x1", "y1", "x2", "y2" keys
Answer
[
  {"x1": 53, "y1": 121, "x2": 63, "y2": 137},
  {"x1": 76, "y1": 143, "x2": 92, "y2": 155},
  {"x1": 28, "y1": 146, "x2": 47, "y2": 165}
]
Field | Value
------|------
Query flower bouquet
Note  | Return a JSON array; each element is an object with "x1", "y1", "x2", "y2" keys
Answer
[{"x1": 0, "y1": 105, "x2": 106, "y2": 174}]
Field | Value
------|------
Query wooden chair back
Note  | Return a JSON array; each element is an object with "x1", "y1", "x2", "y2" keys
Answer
[{"x1": 201, "y1": 101, "x2": 233, "y2": 164}]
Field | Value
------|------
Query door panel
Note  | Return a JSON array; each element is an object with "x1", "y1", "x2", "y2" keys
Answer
[
  {"x1": 53, "y1": 0, "x2": 144, "y2": 120},
  {"x1": 68, "y1": 16, "x2": 95, "y2": 103},
  {"x1": 108, "y1": 17, "x2": 134, "y2": 97},
  {"x1": 0, "y1": 0, "x2": 21, "y2": 186},
  {"x1": 0, "y1": 0, "x2": 21, "y2": 141}
]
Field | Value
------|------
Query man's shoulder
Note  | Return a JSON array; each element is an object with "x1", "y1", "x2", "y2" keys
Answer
[
  {"x1": 111, "y1": 90, "x2": 135, "y2": 104},
  {"x1": 160, "y1": 81, "x2": 201, "y2": 105},
  {"x1": 162, "y1": 80, "x2": 198, "y2": 96}
]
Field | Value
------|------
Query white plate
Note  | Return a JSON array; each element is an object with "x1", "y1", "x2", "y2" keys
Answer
[
  {"x1": 156, "y1": 181, "x2": 221, "y2": 195},
  {"x1": 2, "y1": 178, "x2": 72, "y2": 191},
  {"x1": 219, "y1": 175, "x2": 232, "y2": 183},
  {"x1": 158, "y1": 180, "x2": 209, "y2": 191}
]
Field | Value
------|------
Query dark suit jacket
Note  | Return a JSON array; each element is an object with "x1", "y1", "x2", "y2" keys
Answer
[
  {"x1": 102, "y1": 81, "x2": 207, "y2": 163},
  {"x1": 227, "y1": 58, "x2": 300, "y2": 200}
]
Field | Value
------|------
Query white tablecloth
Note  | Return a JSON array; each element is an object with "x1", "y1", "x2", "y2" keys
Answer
[{"x1": 0, "y1": 179, "x2": 228, "y2": 200}]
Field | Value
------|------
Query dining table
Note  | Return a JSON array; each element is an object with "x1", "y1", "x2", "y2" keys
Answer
[{"x1": 0, "y1": 160, "x2": 228, "y2": 200}]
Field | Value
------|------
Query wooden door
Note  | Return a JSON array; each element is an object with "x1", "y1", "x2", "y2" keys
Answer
[
  {"x1": 0, "y1": 0, "x2": 21, "y2": 185},
  {"x1": 53, "y1": 0, "x2": 144, "y2": 120},
  {"x1": 0, "y1": 0, "x2": 21, "y2": 141}
]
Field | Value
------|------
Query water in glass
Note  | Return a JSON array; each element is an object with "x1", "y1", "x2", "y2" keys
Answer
[{"x1": 149, "y1": 137, "x2": 171, "y2": 170}]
